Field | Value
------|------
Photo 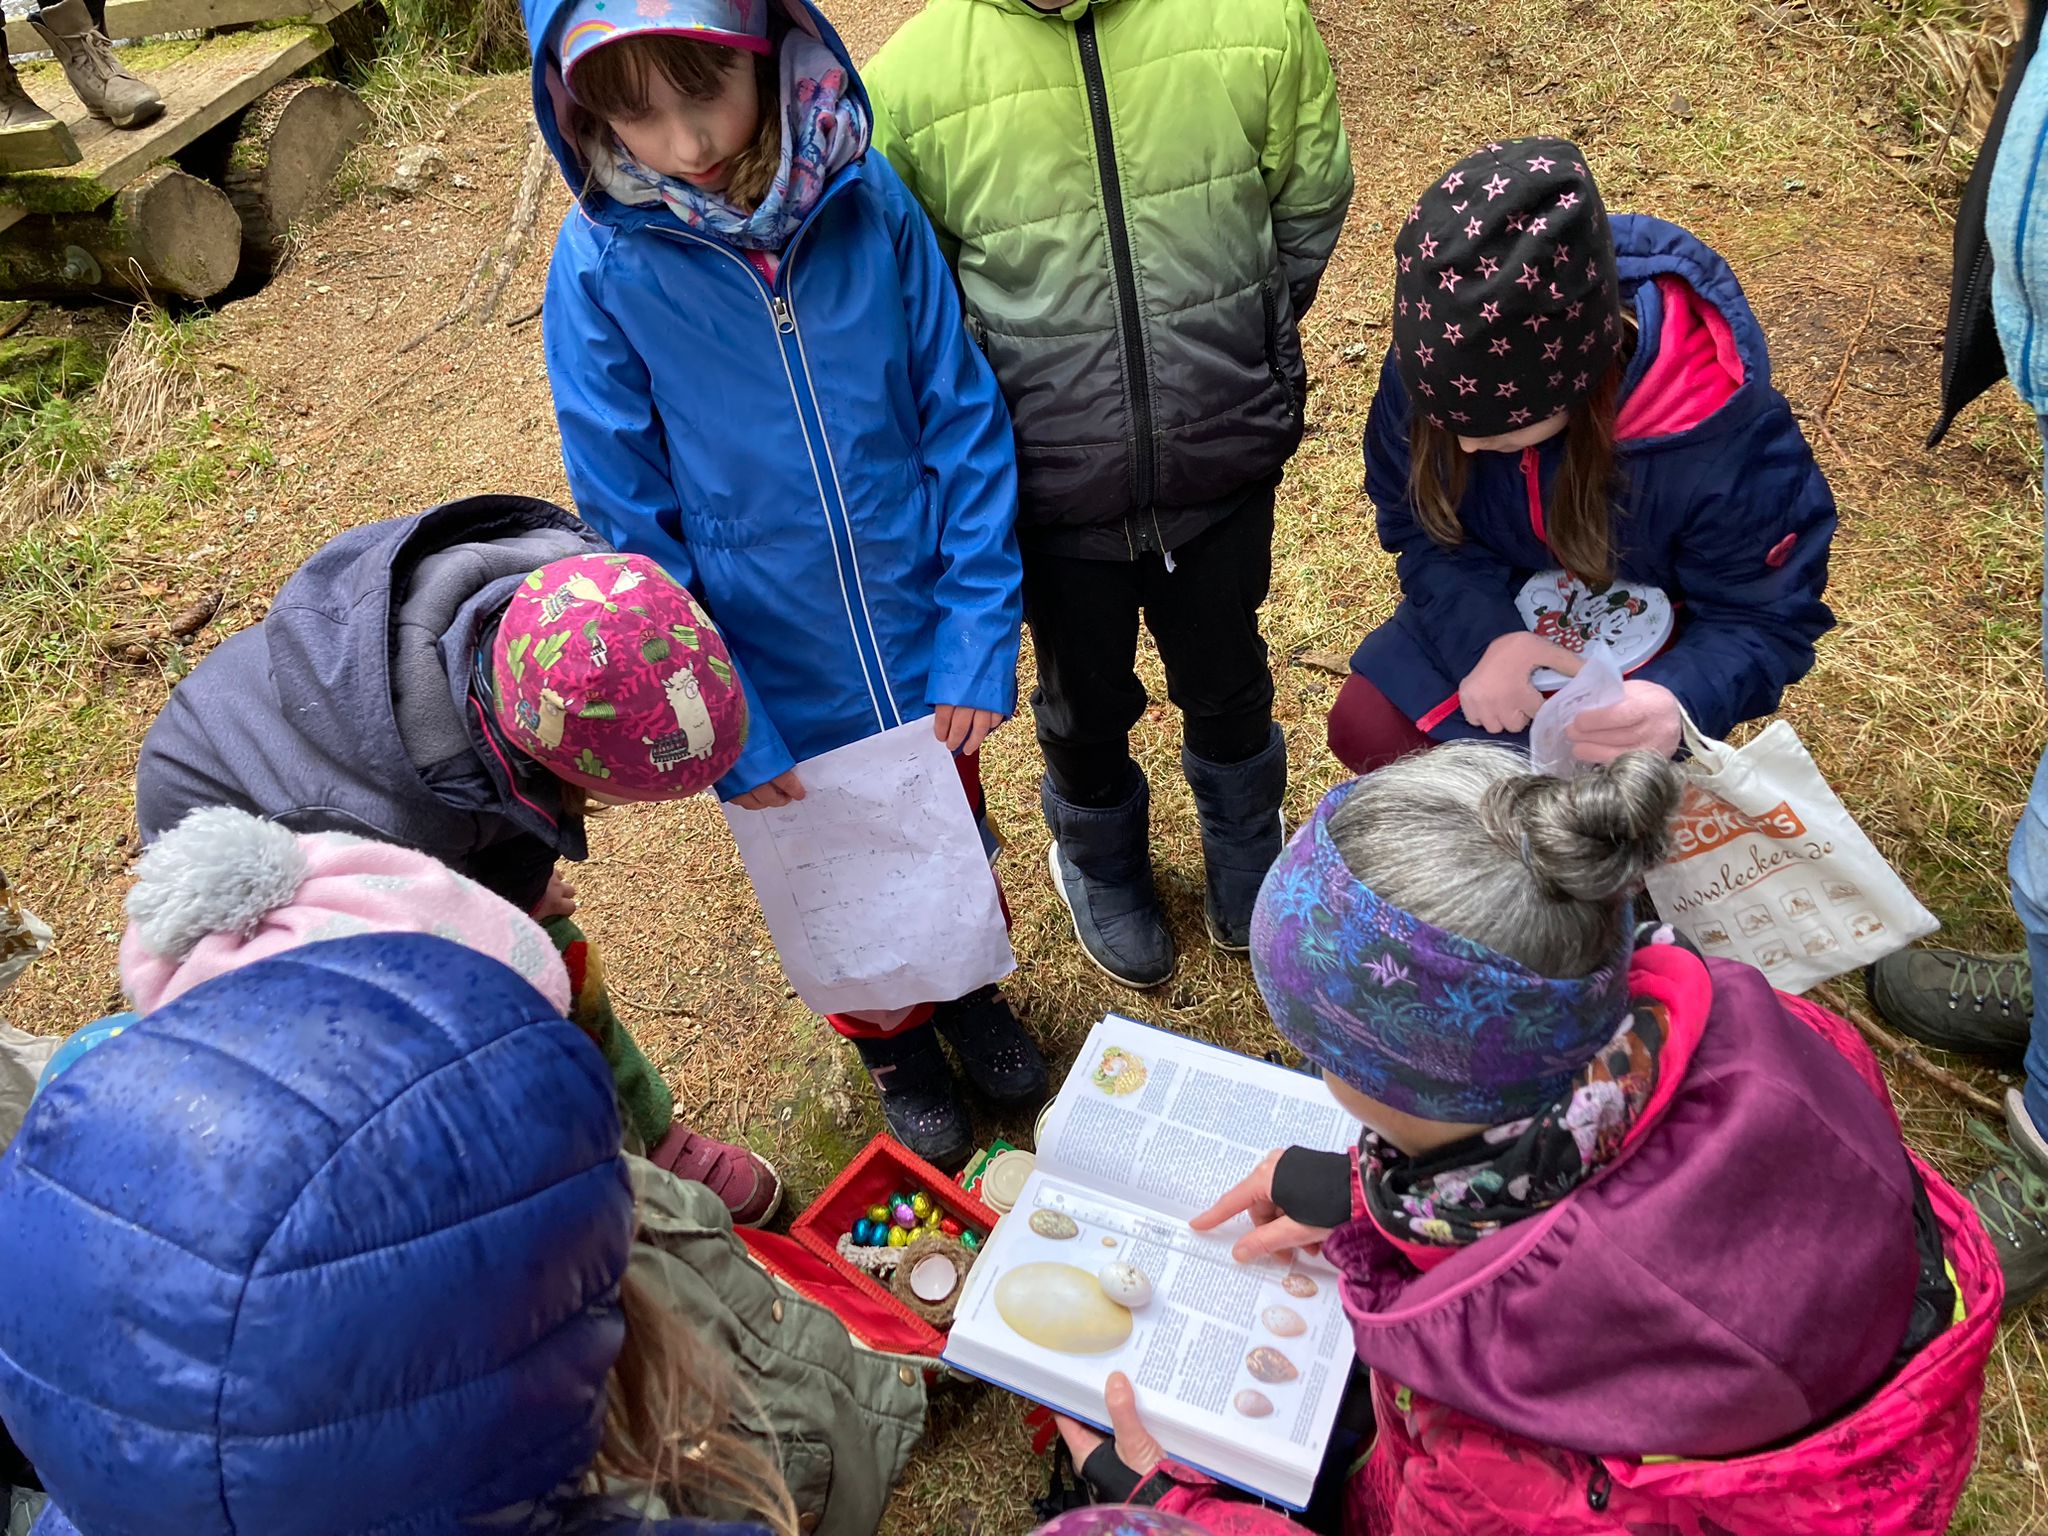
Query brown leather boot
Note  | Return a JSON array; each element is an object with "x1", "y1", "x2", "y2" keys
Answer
[
  {"x1": 0, "y1": 40, "x2": 80, "y2": 169},
  {"x1": 28, "y1": 0, "x2": 162, "y2": 130}
]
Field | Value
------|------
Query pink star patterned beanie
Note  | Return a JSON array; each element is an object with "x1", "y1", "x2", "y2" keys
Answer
[{"x1": 1391, "y1": 137, "x2": 1623, "y2": 437}]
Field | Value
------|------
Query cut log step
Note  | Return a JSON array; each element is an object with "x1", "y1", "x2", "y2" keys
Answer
[
  {"x1": 221, "y1": 78, "x2": 369, "y2": 274},
  {"x1": 0, "y1": 163, "x2": 239, "y2": 298},
  {"x1": 0, "y1": 117, "x2": 82, "y2": 175}
]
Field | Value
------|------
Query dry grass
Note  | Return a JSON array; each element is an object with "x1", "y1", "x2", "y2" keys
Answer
[{"x1": 3, "y1": 0, "x2": 2048, "y2": 1526}]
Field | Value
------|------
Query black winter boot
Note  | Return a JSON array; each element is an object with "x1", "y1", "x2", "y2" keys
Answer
[
  {"x1": 853, "y1": 1025, "x2": 973, "y2": 1169},
  {"x1": 1043, "y1": 769, "x2": 1176, "y2": 989},
  {"x1": 1182, "y1": 724, "x2": 1287, "y2": 952},
  {"x1": 932, "y1": 985, "x2": 1048, "y2": 1106}
]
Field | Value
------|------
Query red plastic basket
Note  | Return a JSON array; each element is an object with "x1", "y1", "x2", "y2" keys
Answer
[{"x1": 743, "y1": 1133, "x2": 999, "y2": 1359}]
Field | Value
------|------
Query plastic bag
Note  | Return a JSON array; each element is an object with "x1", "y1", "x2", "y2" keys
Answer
[
  {"x1": 1528, "y1": 652, "x2": 1625, "y2": 777},
  {"x1": 1641, "y1": 715, "x2": 1939, "y2": 993}
]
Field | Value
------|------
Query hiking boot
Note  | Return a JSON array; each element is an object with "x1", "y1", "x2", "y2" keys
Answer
[
  {"x1": 0, "y1": 47, "x2": 79, "y2": 171},
  {"x1": 2009, "y1": 1087, "x2": 2048, "y2": 1179},
  {"x1": 1182, "y1": 725, "x2": 1287, "y2": 952},
  {"x1": 28, "y1": 0, "x2": 162, "y2": 129},
  {"x1": 932, "y1": 985, "x2": 1048, "y2": 1106},
  {"x1": 854, "y1": 1025, "x2": 974, "y2": 1169},
  {"x1": 1043, "y1": 770, "x2": 1176, "y2": 989},
  {"x1": 1867, "y1": 947, "x2": 2030, "y2": 1059},
  {"x1": 649, "y1": 1125, "x2": 783, "y2": 1228},
  {"x1": 1965, "y1": 1117, "x2": 2048, "y2": 1314}
]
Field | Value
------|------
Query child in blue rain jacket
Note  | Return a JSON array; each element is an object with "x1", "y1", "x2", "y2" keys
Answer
[{"x1": 528, "y1": 0, "x2": 1039, "y2": 1165}]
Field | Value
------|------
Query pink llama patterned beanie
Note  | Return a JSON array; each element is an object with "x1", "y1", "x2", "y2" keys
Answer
[
  {"x1": 119, "y1": 808, "x2": 571, "y2": 1016},
  {"x1": 490, "y1": 553, "x2": 748, "y2": 801}
]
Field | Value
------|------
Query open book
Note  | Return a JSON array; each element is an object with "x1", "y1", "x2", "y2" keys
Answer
[{"x1": 942, "y1": 1015, "x2": 1362, "y2": 1511}]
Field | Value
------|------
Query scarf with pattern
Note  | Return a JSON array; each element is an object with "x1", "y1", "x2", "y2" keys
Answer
[{"x1": 1362, "y1": 994, "x2": 1667, "y2": 1248}]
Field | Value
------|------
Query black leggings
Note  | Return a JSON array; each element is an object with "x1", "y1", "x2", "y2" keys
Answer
[{"x1": 1024, "y1": 490, "x2": 1277, "y2": 807}]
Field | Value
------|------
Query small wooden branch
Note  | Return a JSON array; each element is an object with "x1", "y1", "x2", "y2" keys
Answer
[{"x1": 1842, "y1": 1000, "x2": 2004, "y2": 1116}]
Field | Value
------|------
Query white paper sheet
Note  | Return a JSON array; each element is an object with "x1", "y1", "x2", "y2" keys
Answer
[{"x1": 721, "y1": 720, "x2": 1015, "y2": 1017}]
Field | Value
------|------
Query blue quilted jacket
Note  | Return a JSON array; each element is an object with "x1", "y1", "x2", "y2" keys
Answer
[
  {"x1": 0, "y1": 936, "x2": 762, "y2": 1536},
  {"x1": 528, "y1": 0, "x2": 1023, "y2": 799}
]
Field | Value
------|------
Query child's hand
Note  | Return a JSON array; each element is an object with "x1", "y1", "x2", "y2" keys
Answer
[
  {"x1": 1190, "y1": 1149, "x2": 1335, "y2": 1264},
  {"x1": 933, "y1": 705, "x2": 1005, "y2": 757},
  {"x1": 531, "y1": 870, "x2": 579, "y2": 922},
  {"x1": 1566, "y1": 680, "x2": 1684, "y2": 762},
  {"x1": 1458, "y1": 632, "x2": 1583, "y2": 734},
  {"x1": 730, "y1": 769, "x2": 807, "y2": 810},
  {"x1": 1053, "y1": 1372, "x2": 1164, "y2": 1478}
]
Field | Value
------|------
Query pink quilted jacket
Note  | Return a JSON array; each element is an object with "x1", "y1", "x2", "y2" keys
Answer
[{"x1": 1344, "y1": 993, "x2": 2000, "y2": 1536}]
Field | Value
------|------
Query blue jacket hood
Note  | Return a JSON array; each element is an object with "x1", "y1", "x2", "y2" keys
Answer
[
  {"x1": 1609, "y1": 212, "x2": 1774, "y2": 440},
  {"x1": 0, "y1": 936, "x2": 637, "y2": 1536},
  {"x1": 524, "y1": 0, "x2": 867, "y2": 218},
  {"x1": 133, "y1": 496, "x2": 606, "y2": 910}
]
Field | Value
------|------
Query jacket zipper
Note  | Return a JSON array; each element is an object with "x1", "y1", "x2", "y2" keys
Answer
[
  {"x1": 1521, "y1": 445, "x2": 1547, "y2": 545},
  {"x1": 1262, "y1": 278, "x2": 1302, "y2": 421},
  {"x1": 651, "y1": 193, "x2": 900, "y2": 732},
  {"x1": 1075, "y1": 12, "x2": 1157, "y2": 525}
]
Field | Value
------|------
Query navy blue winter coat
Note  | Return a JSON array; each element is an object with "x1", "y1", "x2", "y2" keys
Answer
[
  {"x1": 531, "y1": 0, "x2": 1023, "y2": 800},
  {"x1": 1351, "y1": 214, "x2": 1836, "y2": 740},
  {"x1": 0, "y1": 935, "x2": 768, "y2": 1536},
  {"x1": 134, "y1": 497, "x2": 605, "y2": 911}
]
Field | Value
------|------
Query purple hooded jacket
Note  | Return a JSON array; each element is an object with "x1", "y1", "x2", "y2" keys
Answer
[{"x1": 1323, "y1": 948, "x2": 1923, "y2": 1460}]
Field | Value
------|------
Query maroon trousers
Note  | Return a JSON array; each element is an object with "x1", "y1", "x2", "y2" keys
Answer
[{"x1": 1326, "y1": 673, "x2": 1433, "y2": 776}]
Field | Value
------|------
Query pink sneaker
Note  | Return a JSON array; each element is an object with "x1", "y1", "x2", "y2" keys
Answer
[{"x1": 650, "y1": 1125, "x2": 783, "y2": 1228}]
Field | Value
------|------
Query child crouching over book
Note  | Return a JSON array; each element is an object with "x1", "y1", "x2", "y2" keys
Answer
[{"x1": 1174, "y1": 745, "x2": 1997, "y2": 1533}]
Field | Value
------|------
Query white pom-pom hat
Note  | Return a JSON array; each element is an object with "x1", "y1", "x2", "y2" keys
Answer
[{"x1": 120, "y1": 807, "x2": 571, "y2": 1016}]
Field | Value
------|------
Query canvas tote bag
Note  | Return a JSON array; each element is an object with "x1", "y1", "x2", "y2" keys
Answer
[{"x1": 1643, "y1": 716, "x2": 1939, "y2": 993}]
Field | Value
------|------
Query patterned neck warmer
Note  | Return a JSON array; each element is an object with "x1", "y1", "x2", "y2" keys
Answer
[
  {"x1": 1361, "y1": 994, "x2": 1667, "y2": 1249},
  {"x1": 1249, "y1": 780, "x2": 1632, "y2": 1124},
  {"x1": 587, "y1": 30, "x2": 868, "y2": 252}
]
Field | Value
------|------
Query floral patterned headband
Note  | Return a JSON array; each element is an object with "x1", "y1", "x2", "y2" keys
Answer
[{"x1": 1249, "y1": 781, "x2": 1632, "y2": 1124}]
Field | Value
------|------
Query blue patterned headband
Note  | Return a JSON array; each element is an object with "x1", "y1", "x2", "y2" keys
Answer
[{"x1": 1250, "y1": 781, "x2": 1631, "y2": 1124}]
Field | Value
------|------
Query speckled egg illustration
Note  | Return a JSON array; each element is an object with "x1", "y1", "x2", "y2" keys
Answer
[
  {"x1": 1029, "y1": 1208, "x2": 1079, "y2": 1240},
  {"x1": 1280, "y1": 1271, "x2": 1319, "y2": 1299},
  {"x1": 1233, "y1": 1389, "x2": 1274, "y2": 1418},
  {"x1": 1261, "y1": 1305, "x2": 1306, "y2": 1337},
  {"x1": 1097, "y1": 1261, "x2": 1153, "y2": 1309},
  {"x1": 995, "y1": 1263, "x2": 1135, "y2": 1355},
  {"x1": 1245, "y1": 1346, "x2": 1299, "y2": 1384}
]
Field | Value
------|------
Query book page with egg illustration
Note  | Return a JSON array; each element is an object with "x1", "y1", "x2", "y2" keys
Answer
[{"x1": 942, "y1": 1015, "x2": 1361, "y2": 1510}]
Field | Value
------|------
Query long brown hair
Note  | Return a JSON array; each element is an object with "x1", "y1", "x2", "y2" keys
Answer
[
  {"x1": 592, "y1": 1273, "x2": 802, "y2": 1535},
  {"x1": 564, "y1": 26, "x2": 785, "y2": 213},
  {"x1": 1406, "y1": 365, "x2": 1624, "y2": 587}
]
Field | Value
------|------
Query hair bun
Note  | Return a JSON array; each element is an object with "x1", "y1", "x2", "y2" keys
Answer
[
  {"x1": 126, "y1": 807, "x2": 309, "y2": 960},
  {"x1": 1482, "y1": 751, "x2": 1682, "y2": 905}
]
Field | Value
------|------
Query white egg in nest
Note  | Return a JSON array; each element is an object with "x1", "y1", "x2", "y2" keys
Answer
[{"x1": 1096, "y1": 1261, "x2": 1153, "y2": 1309}]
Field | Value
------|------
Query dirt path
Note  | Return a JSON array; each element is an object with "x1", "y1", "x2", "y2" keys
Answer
[{"x1": 3, "y1": 0, "x2": 2046, "y2": 1527}]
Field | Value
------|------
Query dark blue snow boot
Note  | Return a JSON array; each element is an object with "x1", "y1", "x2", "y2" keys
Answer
[
  {"x1": 1182, "y1": 724, "x2": 1287, "y2": 952},
  {"x1": 1042, "y1": 769, "x2": 1176, "y2": 989}
]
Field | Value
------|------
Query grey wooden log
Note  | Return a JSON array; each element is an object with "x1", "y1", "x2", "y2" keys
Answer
[
  {"x1": 220, "y1": 78, "x2": 371, "y2": 275},
  {"x1": 0, "y1": 164, "x2": 240, "y2": 299}
]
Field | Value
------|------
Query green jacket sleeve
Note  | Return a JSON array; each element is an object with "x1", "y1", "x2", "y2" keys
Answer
[
  {"x1": 868, "y1": 79, "x2": 963, "y2": 267},
  {"x1": 1261, "y1": 0, "x2": 1354, "y2": 318}
]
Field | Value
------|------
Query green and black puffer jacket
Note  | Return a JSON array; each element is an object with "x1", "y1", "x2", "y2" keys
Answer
[{"x1": 868, "y1": 0, "x2": 1353, "y2": 559}]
